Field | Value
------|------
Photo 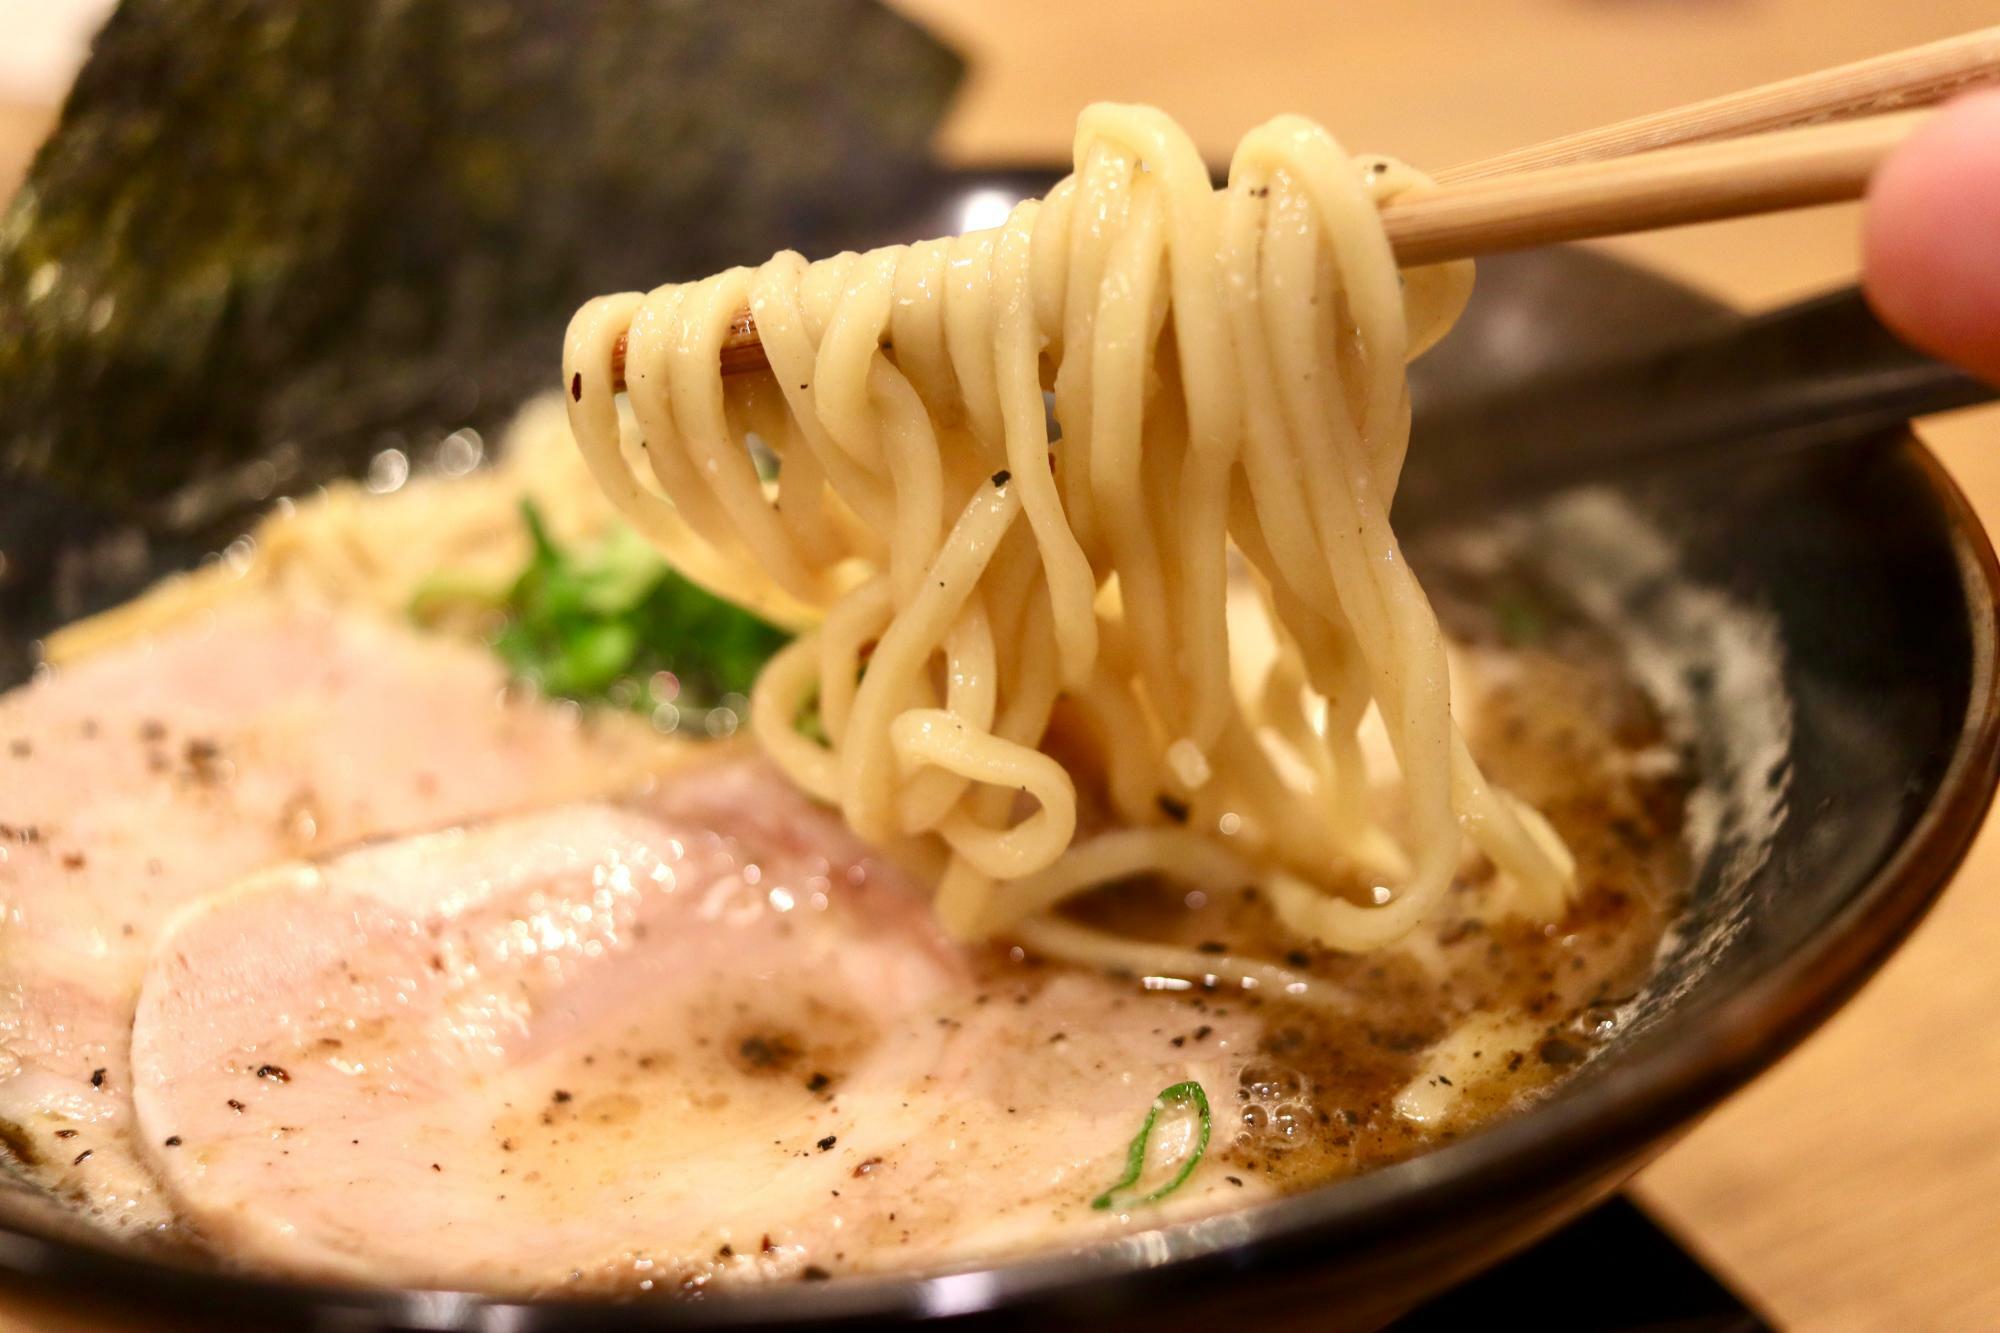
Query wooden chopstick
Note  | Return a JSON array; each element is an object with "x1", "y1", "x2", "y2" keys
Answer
[
  {"x1": 1384, "y1": 110, "x2": 1925, "y2": 267},
  {"x1": 611, "y1": 111, "x2": 1929, "y2": 384},
  {"x1": 1439, "y1": 24, "x2": 2000, "y2": 181}
]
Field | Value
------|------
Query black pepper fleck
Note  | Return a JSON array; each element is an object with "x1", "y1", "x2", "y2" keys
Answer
[
  {"x1": 737, "y1": 1034, "x2": 799, "y2": 1071},
  {"x1": 816, "y1": 1135, "x2": 837, "y2": 1152},
  {"x1": 183, "y1": 737, "x2": 222, "y2": 780}
]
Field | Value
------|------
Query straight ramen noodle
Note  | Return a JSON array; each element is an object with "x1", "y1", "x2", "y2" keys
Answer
[{"x1": 563, "y1": 104, "x2": 1576, "y2": 987}]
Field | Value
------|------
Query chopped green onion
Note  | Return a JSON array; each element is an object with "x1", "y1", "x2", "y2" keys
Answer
[
  {"x1": 1090, "y1": 1081, "x2": 1211, "y2": 1210},
  {"x1": 412, "y1": 498, "x2": 789, "y2": 726}
]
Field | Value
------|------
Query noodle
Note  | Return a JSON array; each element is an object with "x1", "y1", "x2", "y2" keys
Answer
[{"x1": 563, "y1": 104, "x2": 1576, "y2": 964}]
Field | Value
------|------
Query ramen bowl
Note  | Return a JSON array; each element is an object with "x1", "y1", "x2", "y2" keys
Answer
[{"x1": 0, "y1": 171, "x2": 1994, "y2": 1330}]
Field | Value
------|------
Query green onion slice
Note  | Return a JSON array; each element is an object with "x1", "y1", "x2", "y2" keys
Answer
[{"x1": 1090, "y1": 1081, "x2": 1211, "y2": 1211}]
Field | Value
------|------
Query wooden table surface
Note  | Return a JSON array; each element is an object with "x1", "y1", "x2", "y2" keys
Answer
[{"x1": 5, "y1": 2, "x2": 2000, "y2": 1327}]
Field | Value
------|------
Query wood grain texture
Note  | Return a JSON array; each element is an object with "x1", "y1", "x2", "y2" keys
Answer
[
  {"x1": 1440, "y1": 24, "x2": 2000, "y2": 181},
  {"x1": 7, "y1": 2, "x2": 2000, "y2": 1326},
  {"x1": 1386, "y1": 111, "x2": 1925, "y2": 265}
]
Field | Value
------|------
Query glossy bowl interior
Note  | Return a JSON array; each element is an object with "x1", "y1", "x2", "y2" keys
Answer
[{"x1": 0, "y1": 172, "x2": 1996, "y2": 1330}]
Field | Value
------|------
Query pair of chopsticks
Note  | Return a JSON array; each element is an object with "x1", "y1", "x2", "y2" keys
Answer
[
  {"x1": 1394, "y1": 23, "x2": 2000, "y2": 264},
  {"x1": 612, "y1": 25, "x2": 2000, "y2": 383}
]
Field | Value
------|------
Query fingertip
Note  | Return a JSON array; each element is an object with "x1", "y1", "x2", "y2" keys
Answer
[{"x1": 1863, "y1": 91, "x2": 2000, "y2": 384}]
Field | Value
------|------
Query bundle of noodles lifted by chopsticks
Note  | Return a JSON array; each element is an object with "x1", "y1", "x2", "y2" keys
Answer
[{"x1": 561, "y1": 104, "x2": 1578, "y2": 981}]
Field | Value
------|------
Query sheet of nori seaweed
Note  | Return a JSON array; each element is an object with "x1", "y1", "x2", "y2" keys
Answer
[{"x1": 0, "y1": 0, "x2": 961, "y2": 535}]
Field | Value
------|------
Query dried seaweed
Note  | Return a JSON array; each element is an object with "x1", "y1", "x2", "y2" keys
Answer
[{"x1": 0, "y1": 0, "x2": 961, "y2": 535}]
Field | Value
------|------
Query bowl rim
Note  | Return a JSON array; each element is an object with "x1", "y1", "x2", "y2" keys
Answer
[{"x1": 2, "y1": 333, "x2": 1997, "y2": 1329}]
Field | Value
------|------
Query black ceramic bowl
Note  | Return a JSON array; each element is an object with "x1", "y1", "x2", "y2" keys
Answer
[{"x1": 1, "y1": 171, "x2": 1996, "y2": 1330}]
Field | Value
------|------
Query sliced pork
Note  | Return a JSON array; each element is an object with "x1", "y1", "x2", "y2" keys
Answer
[
  {"x1": 129, "y1": 773, "x2": 1262, "y2": 1292},
  {"x1": 0, "y1": 599, "x2": 662, "y2": 1237}
]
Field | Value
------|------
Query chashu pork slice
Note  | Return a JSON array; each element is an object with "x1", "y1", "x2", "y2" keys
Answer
[
  {"x1": 130, "y1": 765, "x2": 1264, "y2": 1293},
  {"x1": 0, "y1": 598, "x2": 661, "y2": 1236}
]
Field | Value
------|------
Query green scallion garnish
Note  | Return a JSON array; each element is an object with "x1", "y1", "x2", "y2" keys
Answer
[
  {"x1": 411, "y1": 498, "x2": 789, "y2": 725},
  {"x1": 1090, "y1": 1081, "x2": 1211, "y2": 1210}
]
